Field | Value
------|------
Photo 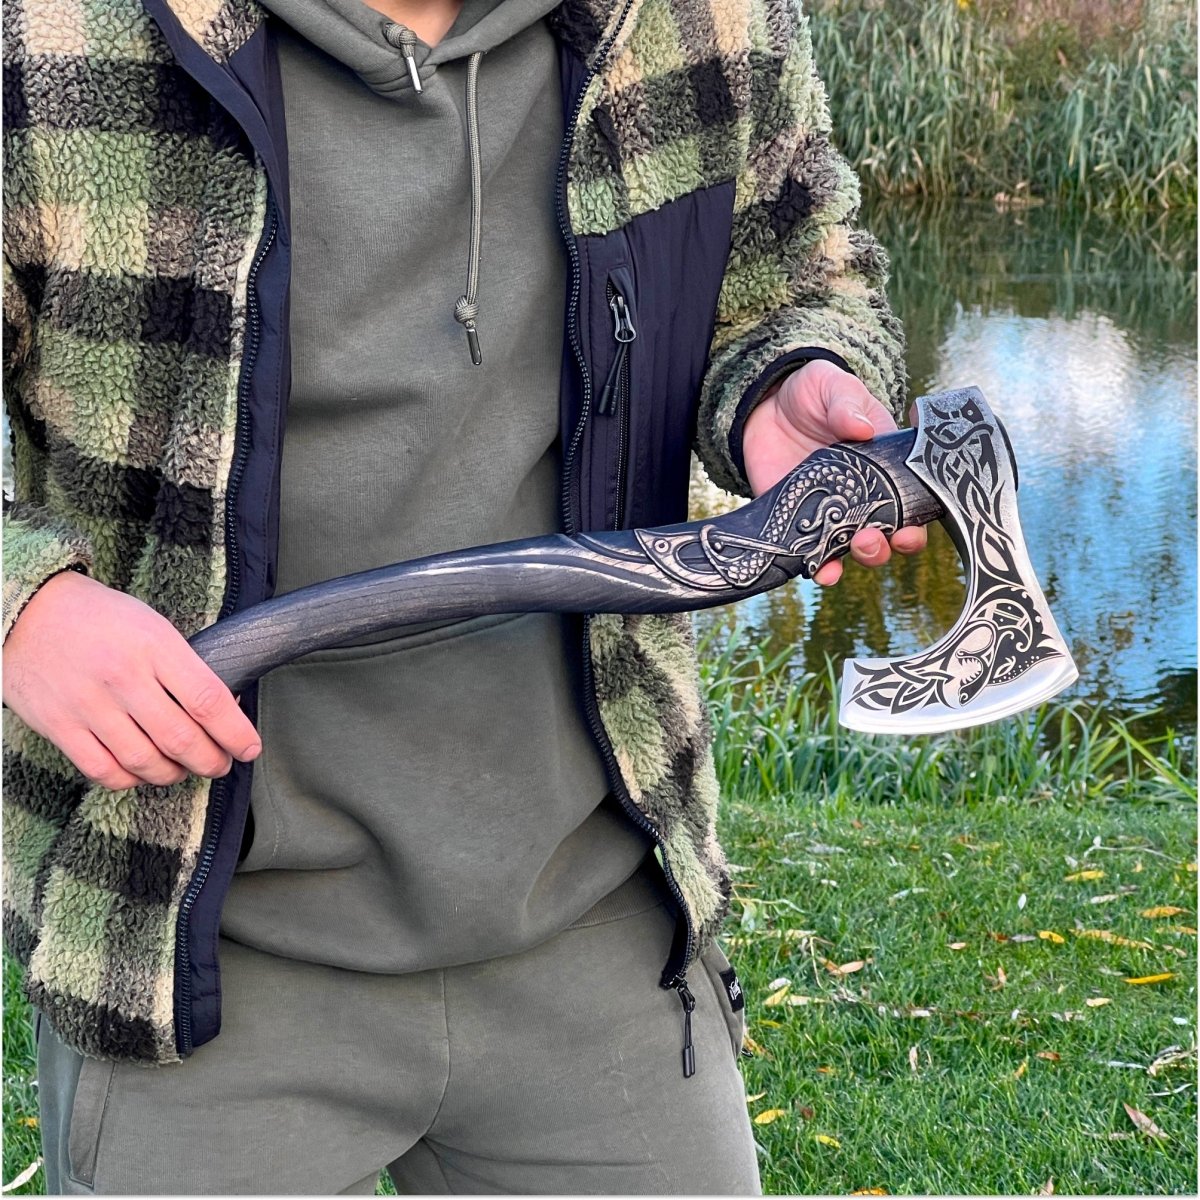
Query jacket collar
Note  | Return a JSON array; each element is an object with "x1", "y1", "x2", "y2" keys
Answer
[{"x1": 157, "y1": 0, "x2": 629, "y2": 67}]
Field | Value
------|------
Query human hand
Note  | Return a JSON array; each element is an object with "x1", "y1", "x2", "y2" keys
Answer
[
  {"x1": 3, "y1": 571, "x2": 262, "y2": 790},
  {"x1": 741, "y1": 358, "x2": 927, "y2": 586}
]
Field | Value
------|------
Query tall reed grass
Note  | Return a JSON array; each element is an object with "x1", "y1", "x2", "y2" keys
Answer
[
  {"x1": 810, "y1": 0, "x2": 1197, "y2": 210},
  {"x1": 700, "y1": 629, "x2": 1195, "y2": 808}
]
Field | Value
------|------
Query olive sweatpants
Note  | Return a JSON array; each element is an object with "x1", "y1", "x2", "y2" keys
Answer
[{"x1": 35, "y1": 865, "x2": 760, "y2": 1195}]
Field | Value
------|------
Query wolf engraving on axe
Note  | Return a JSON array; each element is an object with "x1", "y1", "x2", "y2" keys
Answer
[{"x1": 188, "y1": 387, "x2": 1078, "y2": 732}]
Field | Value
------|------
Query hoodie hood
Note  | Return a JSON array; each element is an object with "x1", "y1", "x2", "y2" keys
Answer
[{"x1": 261, "y1": 0, "x2": 564, "y2": 97}]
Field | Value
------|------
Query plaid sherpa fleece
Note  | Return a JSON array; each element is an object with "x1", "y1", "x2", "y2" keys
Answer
[{"x1": 3, "y1": 0, "x2": 904, "y2": 1063}]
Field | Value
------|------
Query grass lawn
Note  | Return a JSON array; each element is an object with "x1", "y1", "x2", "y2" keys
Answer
[{"x1": 3, "y1": 645, "x2": 1195, "y2": 1194}]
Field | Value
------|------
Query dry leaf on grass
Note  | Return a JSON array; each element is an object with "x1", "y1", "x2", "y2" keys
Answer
[
  {"x1": 745, "y1": 1092, "x2": 767, "y2": 1103},
  {"x1": 1037, "y1": 1051, "x2": 1061, "y2": 1062},
  {"x1": 1, "y1": 1160, "x2": 43, "y2": 1195},
  {"x1": 1124, "y1": 972, "x2": 1175, "y2": 985},
  {"x1": 1074, "y1": 929, "x2": 1154, "y2": 950},
  {"x1": 742, "y1": 1033, "x2": 770, "y2": 1058},
  {"x1": 849, "y1": 1189, "x2": 888, "y2": 1195},
  {"x1": 1039, "y1": 1178, "x2": 1055, "y2": 1195},
  {"x1": 1123, "y1": 1103, "x2": 1168, "y2": 1140},
  {"x1": 1148, "y1": 1047, "x2": 1196, "y2": 1077},
  {"x1": 1013, "y1": 1058, "x2": 1029, "y2": 1080},
  {"x1": 948, "y1": 941, "x2": 968, "y2": 950},
  {"x1": 753, "y1": 1109, "x2": 788, "y2": 1126},
  {"x1": 814, "y1": 1134, "x2": 841, "y2": 1148},
  {"x1": 1085, "y1": 997, "x2": 1113, "y2": 1007},
  {"x1": 908, "y1": 1045, "x2": 920, "y2": 1072},
  {"x1": 763, "y1": 985, "x2": 791, "y2": 1007},
  {"x1": 1065, "y1": 869, "x2": 1105, "y2": 881},
  {"x1": 825, "y1": 959, "x2": 867, "y2": 975},
  {"x1": 1038, "y1": 930, "x2": 1065, "y2": 944},
  {"x1": 1140, "y1": 906, "x2": 1186, "y2": 918}
]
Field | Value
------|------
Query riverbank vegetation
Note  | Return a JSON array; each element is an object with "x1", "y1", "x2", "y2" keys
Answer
[{"x1": 811, "y1": 0, "x2": 1197, "y2": 209}]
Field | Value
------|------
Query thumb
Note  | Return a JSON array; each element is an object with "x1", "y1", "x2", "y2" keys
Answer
[{"x1": 825, "y1": 389, "x2": 885, "y2": 443}]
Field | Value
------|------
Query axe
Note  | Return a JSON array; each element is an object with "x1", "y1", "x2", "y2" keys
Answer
[{"x1": 189, "y1": 386, "x2": 1077, "y2": 732}]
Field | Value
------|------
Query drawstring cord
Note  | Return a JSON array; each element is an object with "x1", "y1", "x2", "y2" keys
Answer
[
  {"x1": 455, "y1": 51, "x2": 484, "y2": 366},
  {"x1": 384, "y1": 23, "x2": 484, "y2": 367}
]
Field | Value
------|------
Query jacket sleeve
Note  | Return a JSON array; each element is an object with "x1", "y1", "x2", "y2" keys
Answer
[
  {"x1": 693, "y1": 0, "x2": 907, "y2": 497},
  {"x1": 2, "y1": 254, "x2": 94, "y2": 643}
]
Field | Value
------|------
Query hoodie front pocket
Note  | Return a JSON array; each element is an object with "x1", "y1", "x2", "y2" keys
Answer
[{"x1": 67, "y1": 1057, "x2": 118, "y2": 1188}]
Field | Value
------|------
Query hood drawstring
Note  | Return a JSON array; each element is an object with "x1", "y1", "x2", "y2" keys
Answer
[
  {"x1": 455, "y1": 51, "x2": 484, "y2": 366},
  {"x1": 383, "y1": 22, "x2": 485, "y2": 367}
]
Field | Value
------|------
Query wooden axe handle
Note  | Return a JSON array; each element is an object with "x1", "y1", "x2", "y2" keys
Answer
[{"x1": 188, "y1": 428, "x2": 943, "y2": 693}]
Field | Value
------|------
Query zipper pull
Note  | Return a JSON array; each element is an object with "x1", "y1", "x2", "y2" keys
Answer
[
  {"x1": 609, "y1": 291, "x2": 636, "y2": 344},
  {"x1": 673, "y1": 977, "x2": 697, "y2": 1078},
  {"x1": 598, "y1": 288, "x2": 636, "y2": 415},
  {"x1": 384, "y1": 22, "x2": 424, "y2": 93}
]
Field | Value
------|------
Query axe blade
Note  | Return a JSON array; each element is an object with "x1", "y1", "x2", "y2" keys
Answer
[{"x1": 838, "y1": 387, "x2": 1078, "y2": 733}]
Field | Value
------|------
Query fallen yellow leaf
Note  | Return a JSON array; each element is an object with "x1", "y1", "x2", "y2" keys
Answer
[
  {"x1": 753, "y1": 1108, "x2": 788, "y2": 1126},
  {"x1": 1140, "y1": 906, "x2": 1186, "y2": 919},
  {"x1": 18, "y1": 1116, "x2": 37, "y2": 1128},
  {"x1": 1038, "y1": 930, "x2": 1065, "y2": 944},
  {"x1": 1037, "y1": 1051, "x2": 1061, "y2": 1062},
  {"x1": 763, "y1": 984, "x2": 791, "y2": 1007},
  {"x1": 745, "y1": 1092, "x2": 767, "y2": 1103},
  {"x1": 742, "y1": 1033, "x2": 768, "y2": 1057},
  {"x1": 948, "y1": 942, "x2": 967, "y2": 950},
  {"x1": 1013, "y1": 1058, "x2": 1028, "y2": 1080},
  {"x1": 1123, "y1": 1102, "x2": 1168, "y2": 1140},
  {"x1": 757, "y1": 1019, "x2": 782, "y2": 1028},
  {"x1": 850, "y1": 1189, "x2": 888, "y2": 1195},
  {"x1": 1124, "y1": 972, "x2": 1175, "y2": 985},
  {"x1": 1171, "y1": 925, "x2": 1198, "y2": 935},
  {"x1": 1065, "y1": 869, "x2": 1105, "y2": 882},
  {"x1": 1085, "y1": 997, "x2": 1113, "y2": 1007},
  {"x1": 1074, "y1": 929, "x2": 1154, "y2": 950},
  {"x1": 816, "y1": 1066, "x2": 836, "y2": 1075},
  {"x1": 829, "y1": 960, "x2": 866, "y2": 975},
  {"x1": 1039, "y1": 1177, "x2": 1055, "y2": 1195},
  {"x1": 814, "y1": 1134, "x2": 841, "y2": 1148}
]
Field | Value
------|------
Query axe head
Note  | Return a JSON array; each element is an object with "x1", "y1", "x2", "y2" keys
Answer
[{"x1": 839, "y1": 387, "x2": 1078, "y2": 734}]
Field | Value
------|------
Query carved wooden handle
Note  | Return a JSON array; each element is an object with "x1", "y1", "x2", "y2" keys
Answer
[{"x1": 188, "y1": 429, "x2": 943, "y2": 693}]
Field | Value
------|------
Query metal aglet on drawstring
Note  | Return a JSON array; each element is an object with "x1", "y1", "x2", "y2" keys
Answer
[
  {"x1": 383, "y1": 22, "x2": 424, "y2": 93},
  {"x1": 455, "y1": 51, "x2": 485, "y2": 365}
]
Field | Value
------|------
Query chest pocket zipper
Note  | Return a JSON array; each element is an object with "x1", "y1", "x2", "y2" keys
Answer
[{"x1": 597, "y1": 273, "x2": 637, "y2": 528}]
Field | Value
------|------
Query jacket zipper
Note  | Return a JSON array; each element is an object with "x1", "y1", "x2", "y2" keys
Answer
[
  {"x1": 554, "y1": 3, "x2": 699, "y2": 1077},
  {"x1": 175, "y1": 194, "x2": 279, "y2": 1056},
  {"x1": 597, "y1": 279, "x2": 635, "y2": 528}
]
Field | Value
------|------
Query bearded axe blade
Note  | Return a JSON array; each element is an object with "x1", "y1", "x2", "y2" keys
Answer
[{"x1": 838, "y1": 387, "x2": 1079, "y2": 733}]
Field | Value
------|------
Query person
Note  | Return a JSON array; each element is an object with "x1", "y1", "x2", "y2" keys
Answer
[{"x1": 2, "y1": 0, "x2": 923, "y2": 1191}]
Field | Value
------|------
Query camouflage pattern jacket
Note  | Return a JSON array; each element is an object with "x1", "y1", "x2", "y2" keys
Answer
[{"x1": 2, "y1": 0, "x2": 905, "y2": 1063}]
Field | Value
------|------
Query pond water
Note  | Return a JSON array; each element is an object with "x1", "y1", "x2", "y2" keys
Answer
[{"x1": 692, "y1": 200, "x2": 1198, "y2": 738}]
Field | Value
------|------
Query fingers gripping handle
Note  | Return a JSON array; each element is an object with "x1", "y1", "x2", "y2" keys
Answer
[{"x1": 634, "y1": 429, "x2": 941, "y2": 592}]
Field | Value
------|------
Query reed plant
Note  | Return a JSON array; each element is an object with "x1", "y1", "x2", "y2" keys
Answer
[
  {"x1": 700, "y1": 627, "x2": 1195, "y2": 809},
  {"x1": 809, "y1": 0, "x2": 1197, "y2": 210}
]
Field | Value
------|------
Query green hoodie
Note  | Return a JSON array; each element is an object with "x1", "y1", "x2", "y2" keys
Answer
[{"x1": 221, "y1": 0, "x2": 655, "y2": 970}]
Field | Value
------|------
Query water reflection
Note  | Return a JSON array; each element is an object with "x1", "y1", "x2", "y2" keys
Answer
[{"x1": 693, "y1": 200, "x2": 1197, "y2": 735}]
